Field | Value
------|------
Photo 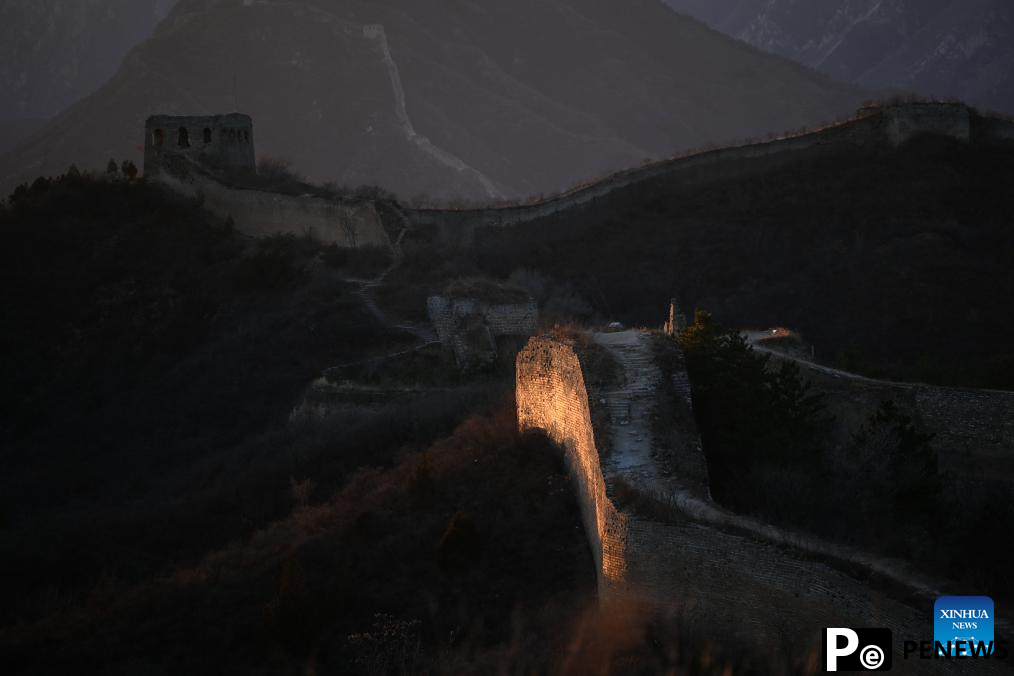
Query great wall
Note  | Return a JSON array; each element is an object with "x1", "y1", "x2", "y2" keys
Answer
[
  {"x1": 516, "y1": 322, "x2": 1012, "y2": 671},
  {"x1": 747, "y1": 338, "x2": 1014, "y2": 484},
  {"x1": 403, "y1": 102, "x2": 1014, "y2": 245},
  {"x1": 138, "y1": 99, "x2": 1014, "y2": 665},
  {"x1": 156, "y1": 170, "x2": 391, "y2": 248},
  {"x1": 144, "y1": 101, "x2": 1014, "y2": 250}
]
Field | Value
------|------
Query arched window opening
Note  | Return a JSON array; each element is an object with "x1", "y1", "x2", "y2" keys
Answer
[
  {"x1": 177, "y1": 127, "x2": 190, "y2": 148},
  {"x1": 153, "y1": 129, "x2": 164, "y2": 147},
  {"x1": 203, "y1": 128, "x2": 213, "y2": 144}
]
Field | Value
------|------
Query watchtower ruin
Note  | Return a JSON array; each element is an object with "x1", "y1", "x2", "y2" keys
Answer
[{"x1": 144, "y1": 113, "x2": 256, "y2": 177}]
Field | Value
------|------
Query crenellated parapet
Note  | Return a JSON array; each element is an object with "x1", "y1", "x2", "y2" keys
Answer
[{"x1": 144, "y1": 113, "x2": 256, "y2": 178}]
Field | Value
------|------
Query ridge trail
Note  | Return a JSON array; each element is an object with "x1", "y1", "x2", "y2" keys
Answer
[{"x1": 363, "y1": 23, "x2": 505, "y2": 200}]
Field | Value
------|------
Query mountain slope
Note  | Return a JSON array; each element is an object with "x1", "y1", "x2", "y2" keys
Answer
[
  {"x1": 0, "y1": 119, "x2": 44, "y2": 156},
  {"x1": 664, "y1": 0, "x2": 1014, "y2": 114},
  {"x1": 0, "y1": 0, "x2": 175, "y2": 121},
  {"x1": 0, "y1": 0, "x2": 865, "y2": 200},
  {"x1": 474, "y1": 125, "x2": 1014, "y2": 389}
]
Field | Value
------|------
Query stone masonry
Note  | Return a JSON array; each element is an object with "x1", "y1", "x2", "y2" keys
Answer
[
  {"x1": 428, "y1": 295, "x2": 538, "y2": 369},
  {"x1": 144, "y1": 113, "x2": 255, "y2": 178}
]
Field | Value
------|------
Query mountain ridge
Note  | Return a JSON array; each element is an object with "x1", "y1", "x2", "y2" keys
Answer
[
  {"x1": 0, "y1": 0, "x2": 174, "y2": 121},
  {"x1": 663, "y1": 0, "x2": 1014, "y2": 115},
  {"x1": 0, "y1": 0, "x2": 866, "y2": 200}
]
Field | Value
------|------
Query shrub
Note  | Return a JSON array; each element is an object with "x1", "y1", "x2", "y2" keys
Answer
[
  {"x1": 680, "y1": 310, "x2": 829, "y2": 482},
  {"x1": 120, "y1": 160, "x2": 138, "y2": 180},
  {"x1": 849, "y1": 401, "x2": 939, "y2": 520},
  {"x1": 230, "y1": 236, "x2": 308, "y2": 293},
  {"x1": 257, "y1": 157, "x2": 304, "y2": 184}
]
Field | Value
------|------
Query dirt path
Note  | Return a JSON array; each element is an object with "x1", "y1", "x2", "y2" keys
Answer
[{"x1": 347, "y1": 205, "x2": 436, "y2": 344}]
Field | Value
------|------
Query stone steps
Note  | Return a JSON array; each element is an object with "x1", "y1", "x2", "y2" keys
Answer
[{"x1": 592, "y1": 330, "x2": 668, "y2": 487}]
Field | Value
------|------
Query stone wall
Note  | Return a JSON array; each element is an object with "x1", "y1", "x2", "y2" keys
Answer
[
  {"x1": 515, "y1": 337, "x2": 629, "y2": 590},
  {"x1": 405, "y1": 103, "x2": 1007, "y2": 246},
  {"x1": 429, "y1": 296, "x2": 538, "y2": 369},
  {"x1": 144, "y1": 113, "x2": 256, "y2": 177},
  {"x1": 404, "y1": 117, "x2": 877, "y2": 244},
  {"x1": 516, "y1": 335, "x2": 1007, "y2": 670},
  {"x1": 761, "y1": 351, "x2": 1014, "y2": 482},
  {"x1": 156, "y1": 172, "x2": 389, "y2": 248}
]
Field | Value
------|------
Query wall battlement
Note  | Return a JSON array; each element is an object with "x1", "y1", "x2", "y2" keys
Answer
[
  {"x1": 144, "y1": 113, "x2": 256, "y2": 178},
  {"x1": 144, "y1": 113, "x2": 388, "y2": 247}
]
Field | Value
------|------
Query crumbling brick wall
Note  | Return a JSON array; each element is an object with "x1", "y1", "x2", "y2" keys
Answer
[
  {"x1": 155, "y1": 171, "x2": 389, "y2": 247},
  {"x1": 429, "y1": 296, "x2": 538, "y2": 369},
  {"x1": 515, "y1": 337, "x2": 629, "y2": 591}
]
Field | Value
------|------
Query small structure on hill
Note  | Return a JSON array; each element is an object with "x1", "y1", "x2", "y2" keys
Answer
[
  {"x1": 858, "y1": 101, "x2": 972, "y2": 147},
  {"x1": 144, "y1": 113, "x2": 256, "y2": 177},
  {"x1": 428, "y1": 279, "x2": 538, "y2": 370},
  {"x1": 142, "y1": 114, "x2": 389, "y2": 248}
]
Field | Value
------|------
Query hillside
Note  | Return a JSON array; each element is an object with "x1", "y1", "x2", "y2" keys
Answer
[
  {"x1": 0, "y1": 0, "x2": 174, "y2": 121},
  {"x1": 0, "y1": 174, "x2": 603, "y2": 673},
  {"x1": 664, "y1": 0, "x2": 1014, "y2": 115},
  {"x1": 473, "y1": 120, "x2": 1014, "y2": 389},
  {"x1": 0, "y1": 0, "x2": 864, "y2": 200}
]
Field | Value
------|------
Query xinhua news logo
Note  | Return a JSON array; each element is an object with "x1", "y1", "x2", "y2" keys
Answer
[
  {"x1": 825, "y1": 628, "x2": 892, "y2": 671},
  {"x1": 826, "y1": 597, "x2": 1009, "y2": 672},
  {"x1": 935, "y1": 596, "x2": 994, "y2": 657}
]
